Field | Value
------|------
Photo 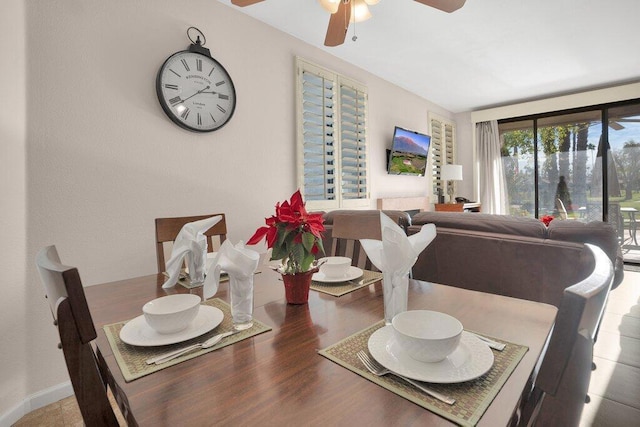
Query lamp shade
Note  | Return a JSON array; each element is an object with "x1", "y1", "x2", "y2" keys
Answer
[{"x1": 441, "y1": 164, "x2": 463, "y2": 181}]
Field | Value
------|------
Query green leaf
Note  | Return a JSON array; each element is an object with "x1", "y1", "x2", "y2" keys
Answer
[
  {"x1": 301, "y1": 253, "x2": 315, "y2": 272},
  {"x1": 302, "y1": 232, "x2": 316, "y2": 252}
]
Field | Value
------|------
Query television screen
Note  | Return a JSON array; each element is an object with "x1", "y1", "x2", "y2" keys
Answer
[{"x1": 387, "y1": 126, "x2": 431, "y2": 176}]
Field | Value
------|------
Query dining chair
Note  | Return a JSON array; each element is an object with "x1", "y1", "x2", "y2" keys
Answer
[
  {"x1": 330, "y1": 211, "x2": 383, "y2": 271},
  {"x1": 517, "y1": 243, "x2": 614, "y2": 427},
  {"x1": 155, "y1": 213, "x2": 227, "y2": 274},
  {"x1": 35, "y1": 245, "x2": 121, "y2": 426}
]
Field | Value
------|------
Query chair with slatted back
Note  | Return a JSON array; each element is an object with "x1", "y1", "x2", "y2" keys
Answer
[
  {"x1": 517, "y1": 243, "x2": 613, "y2": 427},
  {"x1": 330, "y1": 211, "x2": 383, "y2": 271},
  {"x1": 36, "y1": 245, "x2": 120, "y2": 427},
  {"x1": 155, "y1": 213, "x2": 227, "y2": 274}
]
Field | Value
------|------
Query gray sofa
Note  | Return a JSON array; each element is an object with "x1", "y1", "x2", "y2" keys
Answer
[
  {"x1": 408, "y1": 212, "x2": 623, "y2": 308},
  {"x1": 321, "y1": 210, "x2": 623, "y2": 309}
]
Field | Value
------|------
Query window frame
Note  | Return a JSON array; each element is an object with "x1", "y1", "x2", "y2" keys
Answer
[{"x1": 296, "y1": 57, "x2": 369, "y2": 211}]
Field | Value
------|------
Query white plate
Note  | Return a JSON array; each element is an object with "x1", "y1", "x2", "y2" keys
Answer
[
  {"x1": 312, "y1": 266, "x2": 364, "y2": 283},
  {"x1": 119, "y1": 305, "x2": 224, "y2": 347},
  {"x1": 368, "y1": 327, "x2": 494, "y2": 383}
]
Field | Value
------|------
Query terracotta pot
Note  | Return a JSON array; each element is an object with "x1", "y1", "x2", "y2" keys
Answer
[{"x1": 281, "y1": 268, "x2": 318, "y2": 305}]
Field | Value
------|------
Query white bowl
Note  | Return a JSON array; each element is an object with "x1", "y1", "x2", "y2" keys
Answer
[
  {"x1": 391, "y1": 310, "x2": 463, "y2": 363},
  {"x1": 143, "y1": 294, "x2": 201, "y2": 334},
  {"x1": 318, "y1": 256, "x2": 352, "y2": 278}
]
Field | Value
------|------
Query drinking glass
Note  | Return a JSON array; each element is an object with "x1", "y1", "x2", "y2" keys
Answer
[
  {"x1": 382, "y1": 271, "x2": 409, "y2": 325},
  {"x1": 229, "y1": 274, "x2": 254, "y2": 330}
]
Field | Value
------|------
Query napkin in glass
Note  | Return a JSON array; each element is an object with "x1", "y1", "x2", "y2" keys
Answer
[
  {"x1": 360, "y1": 212, "x2": 436, "y2": 323},
  {"x1": 162, "y1": 215, "x2": 222, "y2": 289},
  {"x1": 203, "y1": 240, "x2": 259, "y2": 300}
]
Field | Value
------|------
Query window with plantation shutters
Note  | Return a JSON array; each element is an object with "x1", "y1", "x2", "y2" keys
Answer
[
  {"x1": 296, "y1": 58, "x2": 369, "y2": 210},
  {"x1": 430, "y1": 114, "x2": 456, "y2": 196}
]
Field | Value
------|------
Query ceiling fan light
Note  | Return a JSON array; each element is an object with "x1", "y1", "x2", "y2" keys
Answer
[
  {"x1": 318, "y1": 0, "x2": 340, "y2": 14},
  {"x1": 351, "y1": 0, "x2": 372, "y2": 23}
]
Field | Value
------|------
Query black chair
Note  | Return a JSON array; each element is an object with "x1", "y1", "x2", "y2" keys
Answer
[{"x1": 518, "y1": 243, "x2": 614, "y2": 426}]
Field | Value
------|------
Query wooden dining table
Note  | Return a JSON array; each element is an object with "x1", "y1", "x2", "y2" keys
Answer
[{"x1": 85, "y1": 269, "x2": 557, "y2": 427}]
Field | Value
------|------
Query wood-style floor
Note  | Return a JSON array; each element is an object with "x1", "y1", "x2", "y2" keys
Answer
[{"x1": 12, "y1": 270, "x2": 640, "y2": 427}]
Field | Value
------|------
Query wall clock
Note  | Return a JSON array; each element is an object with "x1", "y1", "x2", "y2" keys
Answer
[{"x1": 156, "y1": 27, "x2": 236, "y2": 132}]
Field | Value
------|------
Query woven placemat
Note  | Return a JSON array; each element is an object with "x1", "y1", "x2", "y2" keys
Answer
[
  {"x1": 103, "y1": 298, "x2": 271, "y2": 382},
  {"x1": 318, "y1": 322, "x2": 528, "y2": 427},
  {"x1": 311, "y1": 270, "x2": 383, "y2": 297}
]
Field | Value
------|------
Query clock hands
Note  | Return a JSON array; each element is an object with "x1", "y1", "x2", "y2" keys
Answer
[{"x1": 176, "y1": 85, "x2": 210, "y2": 104}]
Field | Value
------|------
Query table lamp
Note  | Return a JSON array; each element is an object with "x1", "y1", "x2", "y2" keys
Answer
[{"x1": 441, "y1": 164, "x2": 463, "y2": 203}]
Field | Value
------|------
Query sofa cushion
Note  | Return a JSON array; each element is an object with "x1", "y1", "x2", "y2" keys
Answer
[{"x1": 411, "y1": 212, "x2": 548, "y2": 239}]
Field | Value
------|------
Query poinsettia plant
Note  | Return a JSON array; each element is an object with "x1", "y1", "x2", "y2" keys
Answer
[
  {"x1": 247, "y1": 190, "x2": 325, "y2": 274},
  {"x1": 540, "y1": 215, "x2": 555, "y2": 226}
]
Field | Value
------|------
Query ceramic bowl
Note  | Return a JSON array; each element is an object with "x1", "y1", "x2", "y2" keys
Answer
[
  {"x1": 391, "y1": 310, "x2": 463, "y2": 363},
  {"x1": 143, "y1": 294, "x2": 201, "y2": 334},
  {"x1": 318, "y1": 256, "x2": 352, "y2": 278}
]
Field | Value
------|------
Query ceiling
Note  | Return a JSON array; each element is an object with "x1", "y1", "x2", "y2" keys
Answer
[{"x1": 217, "y1": 0, "x2": 640, "y2": 113}]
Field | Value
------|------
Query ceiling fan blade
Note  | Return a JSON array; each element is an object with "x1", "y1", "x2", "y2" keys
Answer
[
  {"x1": 609, "y1": 121, "x2": 625, "y2": 131},
  {"x1": 231, "y1": 0, "x2": 265, "y2": 6},
  {"x1": 324, "y1": 1, "x2": 352, "y2": 47},
  {"x1": 414, "y1": 0, "x2": 466, "y2": 13}
]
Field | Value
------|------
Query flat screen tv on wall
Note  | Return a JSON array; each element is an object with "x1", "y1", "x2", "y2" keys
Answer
[{"x1": 387, "y1": 126, "x2": 431, "y2": 176}]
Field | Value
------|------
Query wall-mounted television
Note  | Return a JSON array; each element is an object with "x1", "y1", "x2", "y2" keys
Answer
[{"x1": 387, "y1": 126, "x2": 431, "y2": 176}]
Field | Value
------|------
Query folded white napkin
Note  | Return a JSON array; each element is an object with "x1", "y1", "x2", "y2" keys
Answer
[
  {"x1": 360, "y1": 212, "x2": 436, "y2": 275},
  {"x1": 162, "y1": 215, "x2": 222, "y2": 289},
  {"x1": 203, "y1": 240, "x2": 260, "y2": 299},
  {"x1": 360, "y1": 212, "x2": 436, "y2": 321}
]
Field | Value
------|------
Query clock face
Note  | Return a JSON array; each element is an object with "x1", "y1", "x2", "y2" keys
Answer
[{"x1": 156, "y1": 50, "x2": 236, "y2": 132}]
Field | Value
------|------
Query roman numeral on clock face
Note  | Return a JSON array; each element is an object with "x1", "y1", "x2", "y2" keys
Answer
[
  {"x1": 169, "y1": 96, "x2": 182, "y2": 106},
  {"x1": 219, "y1": 94, "x2": 229, "y2": 100},
  {"x1": 164, "y1": 84, "x2": 179, "y2": 90},
  {"x1": 196, "y1": 59, "x2": 202, "y2": 72},
  {"x1": 210, "y1": 113, "x2": 217, "y2": 123},
  {"x1": 181, "y1": 59, "x2": 190, "y2": 71},
  {"x1": 197, "y1": 113, "x2": 202, "y2": 126},
  {"x1": 217, "y1": 105, "x2": 226, "y2": 114},
  {"x1": 180, "y1": 108, "x2": 190, "y2": 120},
  {"x1": 215, "y1": 81, "x2": 226, "y2": 87}
]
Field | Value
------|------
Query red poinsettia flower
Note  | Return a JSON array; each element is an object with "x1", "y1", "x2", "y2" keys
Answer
[
  {"x1": 540, "y1": 215, "x2": 555, "y2": 226},
  {"x1": 247, "y1": 190, "x2": 325, "y2": 274}
]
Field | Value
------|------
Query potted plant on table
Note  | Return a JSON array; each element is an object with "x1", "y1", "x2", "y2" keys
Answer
[{"x1": 247, "y1": 190, "x2": 325, "y2": 304}]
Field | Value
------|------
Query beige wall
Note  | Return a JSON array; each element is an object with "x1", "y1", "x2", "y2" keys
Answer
[
  {"x1": 1, "y1": 0, "x2": 28, "y2": 417},
  {"x1": 1, "y1": 0, "x2": 454, "y2": 418}
]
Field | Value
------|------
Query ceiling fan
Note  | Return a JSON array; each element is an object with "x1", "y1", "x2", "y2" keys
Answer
[{"x1": 230, "y1": 0, "x2": 466, "y2": 47}]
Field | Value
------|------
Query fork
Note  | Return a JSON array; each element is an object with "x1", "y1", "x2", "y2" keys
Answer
[{"x1": 357, "y1": 350, "x2": 456, "y2": 405}]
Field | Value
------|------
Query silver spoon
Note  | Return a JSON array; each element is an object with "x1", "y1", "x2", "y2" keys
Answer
[{"x1": 146, "y1": 330, "x2": 239, "y2": 365}]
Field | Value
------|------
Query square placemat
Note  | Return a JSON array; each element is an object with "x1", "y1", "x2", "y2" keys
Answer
[
  {"x1": 103, "y1": 298, "x2": 271, "y2": 382},
  {"x1": 311, "y1": 270, "x2": 383, "y2": 297},
  {"x1": 319, "y1": 322, "x2": 528, "y2": 426}
]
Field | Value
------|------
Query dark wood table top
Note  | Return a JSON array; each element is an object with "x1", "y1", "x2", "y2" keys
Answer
[{"x1": 85, "y1": 269, "x2": 557, "y2": 426}]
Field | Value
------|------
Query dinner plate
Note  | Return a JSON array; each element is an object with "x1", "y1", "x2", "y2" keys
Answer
[
  {"x1": 368, "y1": 327, "x2": 494, "y2": 383},
  {"x1": 119, "y1": 305, "x2": 224, "y2": 347},
  {"x1": 312, "y1": 266, "x2": 364, "y2": 283}
]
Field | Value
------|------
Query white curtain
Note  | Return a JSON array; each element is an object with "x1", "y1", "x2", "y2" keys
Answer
[{"x1": 477, "y1": 121, "x2": 508, "y2": 214}]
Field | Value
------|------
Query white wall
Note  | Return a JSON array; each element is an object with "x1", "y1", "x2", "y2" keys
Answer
[
  {"x1": 1, "y1": 0, "x2": 455, "y2": 419},
  {"x1": 0, "y1": 0, "x2": 28, "y2": 420}
]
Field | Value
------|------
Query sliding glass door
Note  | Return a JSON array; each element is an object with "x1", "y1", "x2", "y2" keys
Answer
[{"x1": 499, "y1": 99, "x2": 640, "y2": 263}]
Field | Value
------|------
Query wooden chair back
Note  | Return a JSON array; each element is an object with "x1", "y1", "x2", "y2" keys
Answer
[
  {"x1": 36, "y1": 246, "x2": 119, "y2": 426},
  {"x1": 155, "y1": 213, "x2": 227, "y2": 274},
  {"x1": 519, "y1": 243, "x2": 613, "y2": 426},
  {"x1": 330, "y1": 211, "x2": 382, "y2": 271}
]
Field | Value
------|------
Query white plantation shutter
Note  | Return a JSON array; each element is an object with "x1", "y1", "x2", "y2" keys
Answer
[
  {"x1": 297, "y1": 58, "x2": 369, "y2": 209},
  {"x1": 301, "y1": 70, "x2": 336, "y2": 201},
  {"x1": 430, "y1": 115, "x2": 456, "y2": 196},
  {"x1": 339, "y1": 83, "x2": 367, "y2": 200}
]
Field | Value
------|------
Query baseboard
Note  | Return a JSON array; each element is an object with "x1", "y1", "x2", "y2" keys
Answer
[{"x1": 0, "y1": 381, "x2": 72, "y2": 427}]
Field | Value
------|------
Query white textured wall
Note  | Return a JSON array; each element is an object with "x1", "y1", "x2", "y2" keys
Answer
[
  {"x1": 0, "y1": 0, "x2": 28, "y2": 417},
  {"x1": 1, "y1": 0, "x2": 454, "y2": 418}
]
